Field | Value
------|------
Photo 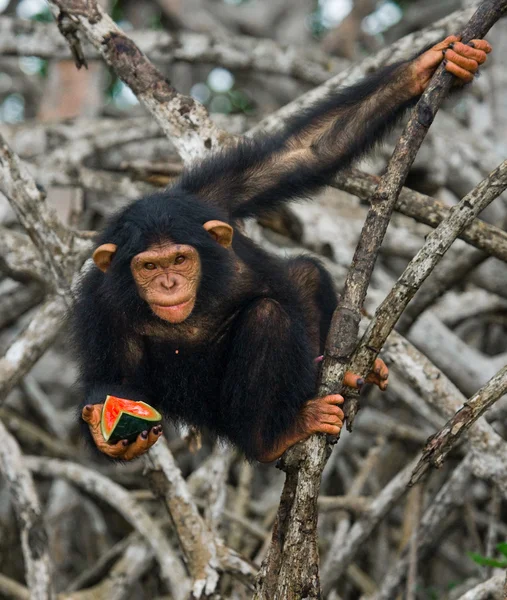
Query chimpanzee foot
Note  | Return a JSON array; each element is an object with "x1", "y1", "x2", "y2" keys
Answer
[{"x1": 81, "y1": 404, "x2": 163, "y2": 460}]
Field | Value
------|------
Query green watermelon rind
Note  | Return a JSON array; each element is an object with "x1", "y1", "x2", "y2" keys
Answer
[{"x1": 101, "y1": 398, "x2": 162, "y2": 445}]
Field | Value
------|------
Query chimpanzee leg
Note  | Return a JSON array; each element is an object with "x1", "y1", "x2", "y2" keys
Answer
[{"x1": 287, "y1": 257, "x2": 338, "y2": 354}]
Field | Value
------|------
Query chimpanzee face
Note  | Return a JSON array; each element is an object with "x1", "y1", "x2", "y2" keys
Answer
[
  {"x1": 130, "y1": 242, "x2": 200, "y2": 323},
  {"x1": 92, "y1": 220, "x2": 233, "y2": 324}
]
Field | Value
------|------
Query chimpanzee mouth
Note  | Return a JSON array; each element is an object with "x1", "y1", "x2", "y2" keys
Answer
[
  {"x1": 153, "y1": 298, "x2": 192, "y2": 311},
  {"x1": 151, "y1": 298, "x2": 194, "y2": 321}
]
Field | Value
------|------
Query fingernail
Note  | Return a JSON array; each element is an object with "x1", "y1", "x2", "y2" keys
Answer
[
  {"x1": 122, "y1": 439, "x2": 129, "y2": 446},
  {"x1": 141, "y1": 430, "x2": 148, "y2": 439},
  {"x1": 468, "y1": 41, "x2": 475, "y2": 47},
  {"x1": 84, "y1": 404, "x2": 93, "y2": 411},
  {"x1": 357, "y1": 378, "x2": 365, "y2": 388}
]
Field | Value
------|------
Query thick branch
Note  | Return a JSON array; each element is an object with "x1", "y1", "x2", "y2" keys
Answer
[
  {"x1": 352, "y1": 160, "x2": 507, "y2": 382},
  {"x1": 0, "y1": 420, "x2": 53, "y2": 600},
  {"x1": 0, "y1": 134, "x2": 74, "y2": 294},
  {"x1": 333, "y1": 168, "x2": 507, "y2": 264},
  {"x1": 255, "y1": 3, "x2": 507, "y2": 597},
  {"x1": 48, "y1": 0, "x2": 227, "y2": 163},
  {"x1": 411, "y1": 363, "x2": 507, "y2": 484},
  {"x1": 0, "y1": 16, "x2": 342, "y2": 85},
  {"x1": 0, "y1": 297, "x2": 67, "y2": 403},
  {"x1": 24, "y1": 456, "x2": 190, "y2": 599}
]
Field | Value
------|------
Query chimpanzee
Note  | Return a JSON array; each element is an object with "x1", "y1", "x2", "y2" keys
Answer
[{"x1": 73, "y1": 36, "x2": 491, "y2": 462}]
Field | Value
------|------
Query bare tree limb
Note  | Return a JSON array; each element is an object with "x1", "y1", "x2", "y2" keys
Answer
[
  {"x1": 453, "y1": 573, "x2": 505, "y2": 600},
  {"x1": 411, "y1": 363, "x2": 507, "y2": 484},
  {"x1": 0, "y1": 16, "x2": 344, "y2": 85},
  {"x1": 147, "y1": 440, "x2": 255, "y2": 596},
  {"x1": 0, "y1": 420, "x2": 53, "y2": 600},
  {"x1": 255, "y1": 4, "x2": 507, "y2": 596},
  {"x1": 0, "y1": 133, "x2": 76, "y2": 294},
  {"x1": 333, "y1": 168, "x2": 507, "y2": 264},
  {"x1": 0, "y1": 574, "x2": 30, "y2": 600},
  {"x1": 352, "y1": 159, "x2": 507, "y2": 382},
  {"x1": 0, "y1": 297, "x2": 66, "y2": 403},
  {"x1": 47, "y1": 0, "x2": 227, "y2": 163},
  {"x1": 24, "y1": 456, "x2": 190, "y2": 599},
  {"x1": 371, "y1": 456, "x2": 473, "y2": 600}
]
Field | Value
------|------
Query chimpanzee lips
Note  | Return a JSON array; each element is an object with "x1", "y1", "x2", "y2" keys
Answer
[{"x1": 151, "y1": 298, "x2": 195, "y2": 323}]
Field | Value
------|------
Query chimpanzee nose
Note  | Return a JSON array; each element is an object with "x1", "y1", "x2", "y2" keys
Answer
[{"x1": 160, "y1": 274, "x2": 177, "y2": 290}]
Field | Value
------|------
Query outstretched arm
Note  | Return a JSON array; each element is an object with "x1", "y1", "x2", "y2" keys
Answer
[{"x1": 180, "y1": 37, "x2": 490, "y2": 219}]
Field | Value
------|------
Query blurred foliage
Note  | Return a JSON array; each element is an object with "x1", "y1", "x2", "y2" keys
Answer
[{"x1": 468, "y1": 541, "x2": 507, "y2": 568}]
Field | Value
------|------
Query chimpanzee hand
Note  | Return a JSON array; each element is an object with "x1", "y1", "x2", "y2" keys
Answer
[
  {"x1": 411, "y1": 35, "x2": 492, "y2": 96},
  {"x1": 343, "y1": 357, "x2": 389, "y2": 392},
  {"x1": 82, "y1": 404, "x2": 163, "y2": 460}
]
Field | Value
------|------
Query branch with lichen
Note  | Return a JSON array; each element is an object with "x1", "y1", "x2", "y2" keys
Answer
[
  {"x1": 410, "y1": 363, "x2": 507, "y2": 485},
  {"x1": 24, "y1": 456, "x2": 190, "y2": 599},
  {"x1": 47, "y1": 0, "x2": 228, "y2": 163},
  {"x1": 0, "y1": 16, "x2": 343, "y2": 86},
  {"x1": 0, "y1": 420, "x2": 53, "y2": 600},
  {"x1": 254, "y1": 2, "x2": 507, "y2": 597}
]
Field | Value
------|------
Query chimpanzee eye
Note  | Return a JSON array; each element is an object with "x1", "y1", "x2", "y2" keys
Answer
[
  {"x1": 174, "y1": 255, "x2": 186, "y2": 265},
  {"x1": 144, "y1": 263, "x2": 157, "y2": 270}
]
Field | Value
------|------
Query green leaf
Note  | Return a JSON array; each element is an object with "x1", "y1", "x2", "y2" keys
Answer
[
  {"x1": 496, "y1": 542, "x2": 507, "y2": 557},
  {"x1": 467, "y1": 552, "x2": 507, "y2": 568}
]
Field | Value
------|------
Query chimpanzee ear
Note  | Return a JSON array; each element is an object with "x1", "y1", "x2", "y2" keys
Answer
[
  {"x1": 203, "y1": 220, "x2": 233, "y2": 248},
  {"x1": 92, "y1": 243, "x2": 118, "y2": 273}
]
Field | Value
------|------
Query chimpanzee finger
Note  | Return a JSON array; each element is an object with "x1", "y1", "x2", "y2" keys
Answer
[
  {"x1": 430, "y1": 35, "x2": 460, "y2": 53},
  {"x1": 81, "y1": 404, "x2": 104, "y2": 432},
  {"x1": 320, "y1": 424, "x2": 341, "y2": 436},
  {"x1": 468, "y1": 39, "x2": 492, "y2": 54},
  {"x1": 321, "y1": 394, "x2": 344, "y2": 405},
  {"x1": 444, "y1": 49, "x2": 478, "y2": 73},
  {"x1": 445, "y1": 60, "x2": 474, "y2": 83},
  {"x1": 148, "y1": 425, "x2": 163, "y2": 445},
  {"x1": 343, "y1": 372, "x2": 364, "y2": 389},
  {"x1": 123, "y1": 430, "x2": 152, "y2": 460},
  {"x1": 101, "y1": 438, "x2": 134, "y2": 458},
  {"x1": 374, "y1": 358, "x2": 389, "y2": 380},
  {"x1": 323, "y1": 405, "x2": 345, "y2": 420},
  {"x1": 450, "y1": 41, "x2": 488, "y2": 64}
]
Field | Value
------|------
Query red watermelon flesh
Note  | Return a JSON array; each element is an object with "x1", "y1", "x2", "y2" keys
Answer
[{"x1": 101, "y1": 395, "x2": 162, "y2": 445}]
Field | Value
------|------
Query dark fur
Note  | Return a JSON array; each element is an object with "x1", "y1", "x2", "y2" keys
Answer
[{"x1": 73, "y1": 60, "x2": 419, "y2": 459}]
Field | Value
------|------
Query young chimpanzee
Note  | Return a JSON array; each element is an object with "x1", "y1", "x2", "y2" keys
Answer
[{"x1": 73, "y1": 37, "x2": 491, "y2": 462}]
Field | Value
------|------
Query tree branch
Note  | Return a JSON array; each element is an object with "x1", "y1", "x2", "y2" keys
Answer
[
  {"x1": 0, "y1": 133, "x2": 76, "y2": 294},
  {"x1": 351, "y1": 159, "x2": 507, "y2": 388},
  {"x1": 24, "y1": 456, "x2": 190, "y2": 599},
  {"x1": 48, "y1": 0, "x2": 227, "y2": 163},
  {"x1": 333, "y1": 167, "x2": 507, "y2": 264},
  {"x1": 0, "y1": 16, "x2": 343, "y2": 85},
  {"x1": 411, "y1": 363, "x2": 507, "y2": 484},
  {"x1": 0, "y1": 420, "x2": 53, "y2": 600},
  {"x1": 254, "y1": 3, "x2": 507, "y2": 597}
]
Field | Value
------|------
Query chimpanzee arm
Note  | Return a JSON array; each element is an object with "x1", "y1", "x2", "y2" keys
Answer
[
  {"x1": 219, "y1": 297, "x2": 321, "y2": 460},
  {"x1": 179, "y1": 37, "x2": 489, "y2": 219},
  {"x1": 181, "y1": 59, "x2": 417, "y2": 219},
  {"x1": 72, "y1": 276, "x2": 162, "y2": 458}
]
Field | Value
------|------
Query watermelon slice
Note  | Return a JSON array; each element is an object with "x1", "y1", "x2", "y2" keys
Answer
[{"x1": 100, "y1": 395, "x2": 162, "y2": 445}]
